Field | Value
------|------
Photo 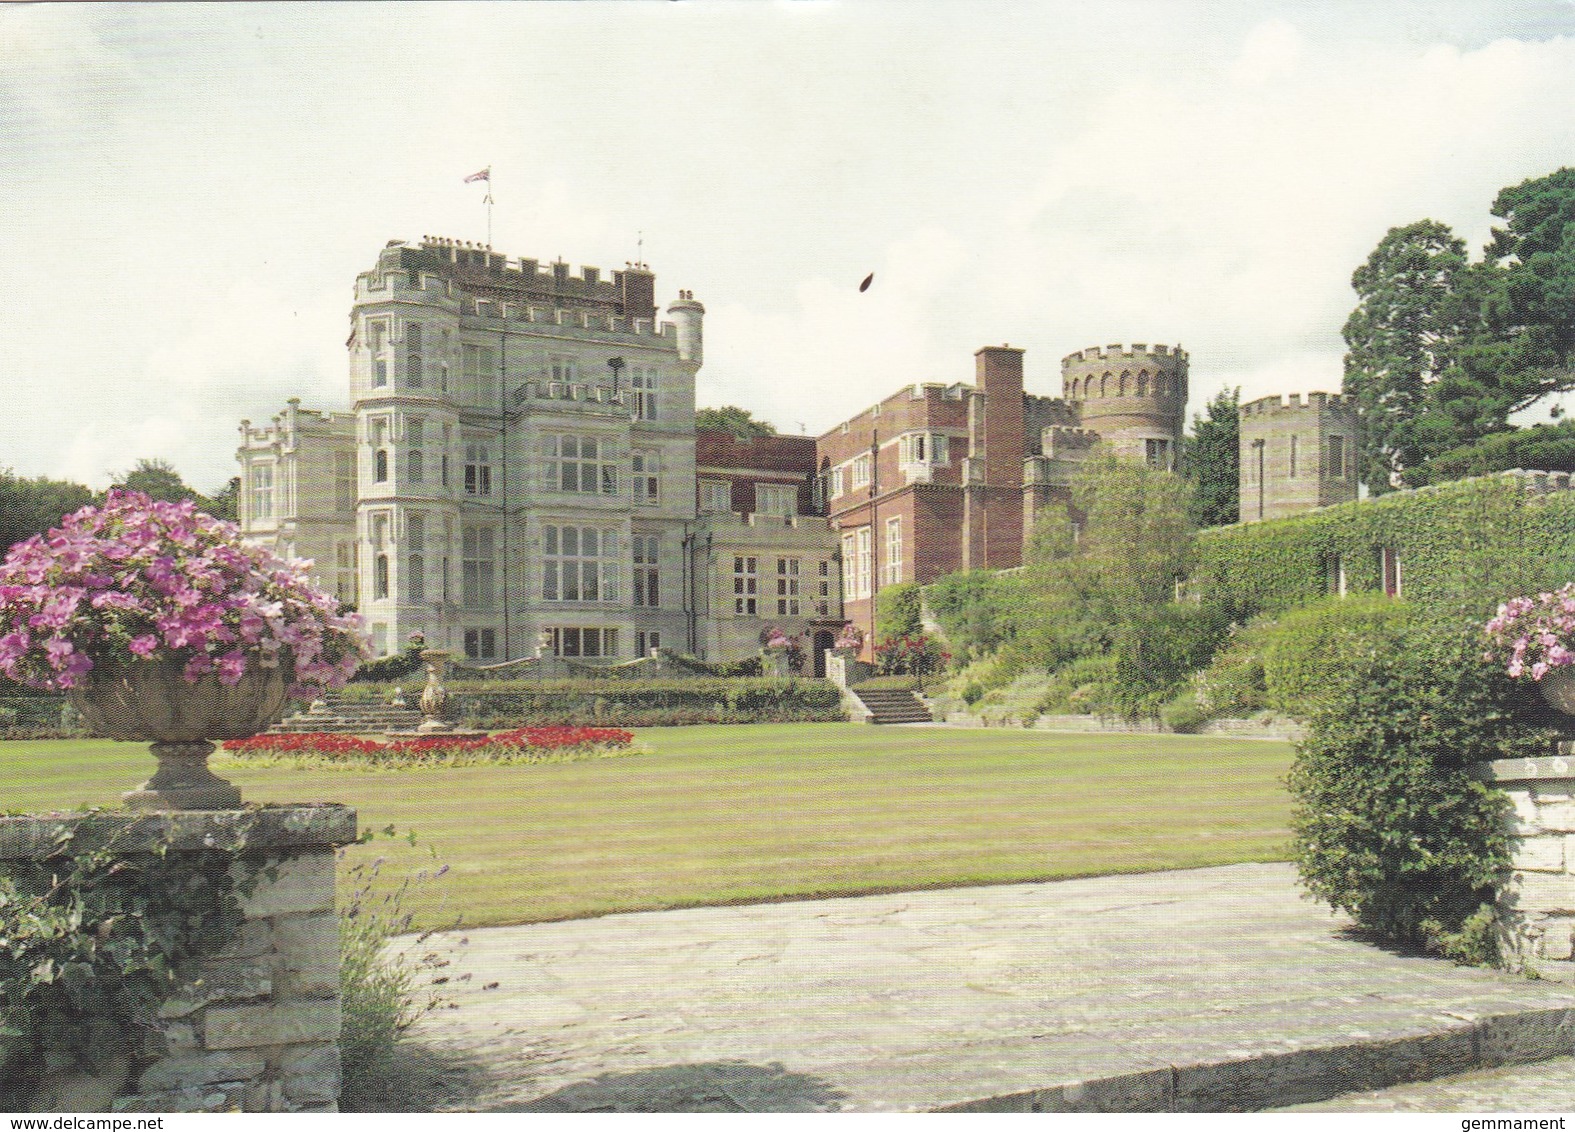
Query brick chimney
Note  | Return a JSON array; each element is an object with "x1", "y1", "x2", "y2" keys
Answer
[{"x1": 974, "y1": 346, "x2": 1025, "y2": 490}]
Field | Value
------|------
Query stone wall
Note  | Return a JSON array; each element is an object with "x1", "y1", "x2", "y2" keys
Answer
[
  {"x1": 1484, "y1": 755, "x2": 1575, "y2": 982},
  {"x1": 0, "y1": 804, "x2": 356, "y2": 1113}
]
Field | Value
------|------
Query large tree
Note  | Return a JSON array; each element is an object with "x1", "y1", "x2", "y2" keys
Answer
[
  {"x1": 694, "y1": 405, "x2": 776, "y2": 438},
  {"x1": 1182, "y1": 386, "x2": 1239, "y2": 526},
  {"x1": 1343, "y1": 169, "x2": 1575, "y2": 492},
  {"x1": 1342, "y1": 220, "x2": 1471, "y2": 494},
  {"x1": 0, "y1": 470, "x2": 95, "y2": 555}
]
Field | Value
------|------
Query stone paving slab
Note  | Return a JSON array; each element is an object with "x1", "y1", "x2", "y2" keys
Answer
[
  {"x1": 1279, "y1": 1054, "x2": 1575, "y2": 1111},
  {"x1": 396, "y1": 863, "x2": 1575, "y2": 1112}
]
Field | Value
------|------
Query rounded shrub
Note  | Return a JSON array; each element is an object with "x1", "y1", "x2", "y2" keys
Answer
[
  {"x1": 1288, "y1": 613, "x2": 1553, "y2": 953},
  {"x1": 1261, "y1": 594, "x2": 1418, "y2": 717}
]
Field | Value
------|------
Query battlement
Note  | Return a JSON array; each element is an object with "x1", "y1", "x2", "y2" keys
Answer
[
  {"x1": 1240, "y1": 391, "x2": 1358, "y2": 417},
  {"x1": 355, "y1": 236, "x2": 663, "y2": 325},
  {"x1": 238, "y1": 403, "x2": 354, "y2": 448},
  {"x1": 1041, "y1": 426, "x2": 1099, "y2": 458},
  {"x1": 1062, "y1": 343, "x2": 1187, "y2": 368}
]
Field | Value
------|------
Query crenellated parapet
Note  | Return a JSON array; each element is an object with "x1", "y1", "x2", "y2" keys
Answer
[
  {"x1": 1061, "y1": 343, "x2": 1189, "y2": 403},
  {"x1": 1240, "y1": 391, "x2": 1359, "y2": 417}
]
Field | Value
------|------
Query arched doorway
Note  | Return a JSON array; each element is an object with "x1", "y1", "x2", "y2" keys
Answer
[{"x1": 812, "y1": 629, "x2": 835, "y2": 678}]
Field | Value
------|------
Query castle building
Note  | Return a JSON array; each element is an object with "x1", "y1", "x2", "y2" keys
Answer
[
  {"x1": 818, "y1": 342, "x2": 1188, "y2": 642},
  {"x1": 238, "y1": 237, "x2": 843, "y2": 663},
  {"x1": 1237, "y1": 392, "x2": 1361, "y2": 523}
]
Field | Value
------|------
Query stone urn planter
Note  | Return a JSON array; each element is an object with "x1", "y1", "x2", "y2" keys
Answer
[
  {"x1": 1539, "y1": 667, "x2": 1575, "y2": 717},
  {"x1": 416, "y1": 648, "x2": 455, "y2": 733},
  {"x1": 69, "y1": 658, "x2": 292, "y2": 810}
]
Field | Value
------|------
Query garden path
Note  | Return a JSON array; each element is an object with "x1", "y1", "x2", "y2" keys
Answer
[{"x1": 384, "y1": 863, "x2": 1575, "y2": 1112}]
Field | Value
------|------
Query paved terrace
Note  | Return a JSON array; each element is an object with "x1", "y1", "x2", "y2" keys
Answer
[{"x1": 391, "y1": 863, "x2": 1575, "y2": 1112}]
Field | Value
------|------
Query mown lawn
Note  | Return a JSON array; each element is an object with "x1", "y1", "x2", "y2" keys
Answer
[{"x1": 0, "y1": 724, "x2": 1293, "y2": 929}]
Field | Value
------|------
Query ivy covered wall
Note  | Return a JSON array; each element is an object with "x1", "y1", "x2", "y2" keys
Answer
[{"x1": 1195, "y1": 472, "x2": 1575, "y2": 619}]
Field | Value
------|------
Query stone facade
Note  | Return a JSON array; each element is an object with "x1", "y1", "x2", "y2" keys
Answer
[
  {"x1": 239, "y1": 237, "x2": 841, "y2": 664},
  {"x1": 1485, "y1": 754, "x2": 1575, "y2": 982},
  {"x1": 0, "y1": 805, "x2": 356, "y2": 1113},
  {"x1": 1238, "y1": 392, "x2": 1361, "y2": 523}
]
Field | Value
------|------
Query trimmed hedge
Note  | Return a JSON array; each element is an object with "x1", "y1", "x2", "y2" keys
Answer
[
  {"x1": 1196, "y1": 472, "x2": 1575, "y2": 620},
  {"x1": 369, "y1": 677, "x2": 845, "y2": 728}
]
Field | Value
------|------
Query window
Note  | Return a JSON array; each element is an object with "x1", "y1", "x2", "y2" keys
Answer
[
  {"x1": 1328, "y1": 435, "x2": 1347, "y2": 479},
  {"x1": 630, "y1": 366, "x2": 657, "y2": 420},
  {"x1": 464, "y1": 343, "x2": 496, "y2": 404},
  {"x1": 850, "y1": 454, "x2": 872, "y2": 489},
  {"x1": 461, "y1": 526, "x2": 496, "y2": 609},
  {"x1": 464, "y1": 444, "x2": 492, "y2": 496},
  {"x1": 632, "y1": 450, "x2": 659, "y2": 504},
  {"x1": 334, "y1": 452, "x2": 354, "y2": 512},
  {"x1": 368, "y1": 319, "x2": 388, "y2": 388},
  {"x1": 855, "y1": 526, "x2": 872, "y2": 600},
  {"x1": 549, "y1": 357, "x2": 579, "y2": 383},
  {"x1": 636, "y1": 630, "x2": 661, "y2": 657},
  {"x1": 405, "y1": 323, "x2": 422, "y2": 388},
  {"x1": 700, "y1": 479, "x2": 733, "y2": 513},
  {"x1": 776, "y1": 558, "x2": 800, "y2": 616},
  {"x1": 464, "y1": 628, "x2": 496, "y2": 660},
  {"x1": 374, "y1": 554, "x2": 389, "y2": 600},
  {"x1": 1144, "y1": 438, "x2": 1171, "y2": 470},
  {"x1": 544, "y1": 434, "x2": 618, "y2": 495},
  {"x1": 408, "y1": 553, "x2": 425, "y2": 603},
  {"x1": 634, "y1": 535, "x2": 660, "y2": 608},
  {"x1": 884, "y1": 517, "x2": 903, "y2": 585},
  {"x1": 1380, "y1": 547, "x2": 1402, "y2": 597},
  {"x1": 1325, "y1": 552, "x2": 1347, "y2": 598},
  {"x1": 542, "y1": 525, "x2": 619, "y2": 603},
  {"x1": 250, "y1": 464, "x2": 274, "y2": 521},
  {"x1": 335, "y1": 541, "x2": 357, "y2": 605},
  {"x1": 816, "y1": 560, "x2": 831, "y2": 617},
  {"x1": 372, "y1": 622, "x2": 389, "y2": 658},
  {"x1": 841, "y1": 533, "x2": 857, "y2": 604},
  {"x1": 1288, "y1": 435, "x2": 1299, "y2": 479},
  {"x1": 407, "y1": 419, "x2": 424, "y2": 446},
  {"x1": 548, "y1": 627, "x2": 618, "y2": 659},
  {"x1": 374, "y1": 449, "x2": 389, "y2": 483},
  {"x1": 899, "y1": 433, "x2": 949, "y2": 465},
  {"x1": 756, "y1": 483, "x2": 796, "y2": 517},
  {"x1": 407, "y1": 449, "x2": 424, "y2": 483},
  {"x1": 733, "y1": 556, "x2": 758, "y2": 616}
]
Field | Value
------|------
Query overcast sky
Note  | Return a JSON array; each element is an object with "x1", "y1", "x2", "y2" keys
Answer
[{"x1": 5, "y1": 1, "x2": 1575, "y2": 492}]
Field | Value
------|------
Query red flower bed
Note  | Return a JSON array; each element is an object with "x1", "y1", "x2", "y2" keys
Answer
[{"x1": 225, "y1": 725, "x2": 634, "y2": 763}]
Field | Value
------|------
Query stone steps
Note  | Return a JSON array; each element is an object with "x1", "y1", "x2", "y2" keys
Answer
[
  {"x1": 854, "y1": 688, "x2": 934, "y2": 725},
  {"x1": 271, "y1": 694, "x2": 423, "y2": 734}
]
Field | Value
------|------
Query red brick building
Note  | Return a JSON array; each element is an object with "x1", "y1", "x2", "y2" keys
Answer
[{"x1": 818, "y1": 343, "x2": 1187, "y2": 649}]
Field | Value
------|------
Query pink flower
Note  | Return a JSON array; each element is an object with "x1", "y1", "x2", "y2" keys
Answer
[
  {"x1": 216, "y1": 650, "x2": 247, "y2": 686},
  {"x1": 128, "y1": 634, "x2": 159, "y2": 658}
]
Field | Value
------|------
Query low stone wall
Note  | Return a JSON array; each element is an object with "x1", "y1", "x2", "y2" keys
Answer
[
  {"x1": 0, "y1": 805, "x2": 356, "y2": 1113},
  {"x1": 1483, "y1": 754, "x2": 1575, "y2": 983}
]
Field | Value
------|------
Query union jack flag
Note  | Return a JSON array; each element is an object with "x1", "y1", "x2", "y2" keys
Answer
[{"x1": 464, "y1": 167, "x2": 490, "y2": 183}]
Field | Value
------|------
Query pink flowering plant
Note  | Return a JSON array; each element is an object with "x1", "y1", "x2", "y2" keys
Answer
[
  {"x1": 833, "y1": 622, "x2": 864, "y2": 651},
  {"x1": 0, "y1": 489, "x2": 369, "y2": 697},
  {"x1": 1483, "y1": 582, "x2": 1575, "y2": 681}
]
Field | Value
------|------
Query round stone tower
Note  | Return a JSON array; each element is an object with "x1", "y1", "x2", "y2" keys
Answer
[
  {"x1": 667, "y1": 291, "x2": 704, "y2": 369},
  {"x1": 1061, "y1": 343, "x2": 1188, "y2": 469}
]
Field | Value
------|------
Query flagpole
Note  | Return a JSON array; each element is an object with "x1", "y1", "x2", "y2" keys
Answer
[{"x1": 485, "y1": 172, "x2": 494, "y2": 249}]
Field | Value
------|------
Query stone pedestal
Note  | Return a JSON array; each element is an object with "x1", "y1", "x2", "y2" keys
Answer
[
  {"x1": 0, "y1": 805, "x2": 357, "y2": 1112},
  {"x1": 1482, "y1": 753, "x2": 1575, "y2": 982}
]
